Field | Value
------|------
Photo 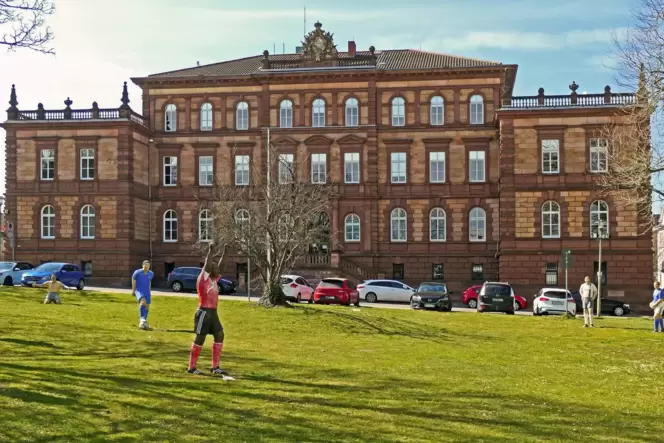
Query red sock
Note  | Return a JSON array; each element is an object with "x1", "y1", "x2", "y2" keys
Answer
[
  {"x1": 188, "y1": 343, "x2": 202, "y2": 370},
  {"x1": 212, "y1": 342, "x2": 223, "y2": 368}
]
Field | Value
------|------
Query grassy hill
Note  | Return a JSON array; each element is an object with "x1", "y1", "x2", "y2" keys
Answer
[{"x1": 0, "y1": 287, "x2": 661, "y2": 442}]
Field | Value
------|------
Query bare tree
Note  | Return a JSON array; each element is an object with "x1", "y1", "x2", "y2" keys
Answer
[
  {"x1": 201, "y1": 142, "x2": 336, "y2": 307},
  {"x1": 0, "y1": 0, "x2": 55, "y2": 54}
]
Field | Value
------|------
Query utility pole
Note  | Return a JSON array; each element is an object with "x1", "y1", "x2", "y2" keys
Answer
[
  {"x1": 265, "y1": 127, "x2": 272, "y2": 293},
  {"x1": 591, "y1": 221, "x2": 609, "y2": 317}
]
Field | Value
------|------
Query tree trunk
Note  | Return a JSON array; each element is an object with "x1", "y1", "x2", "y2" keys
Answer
[{"x1": 259, "y1": 281, "x2": 288, "y2": 307}]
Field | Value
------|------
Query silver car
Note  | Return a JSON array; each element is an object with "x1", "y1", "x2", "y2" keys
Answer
[
  {"x1": 357, "y1": 279, "x2": 416, "y2": 303},
  {"x1": 0, "y1": 261, "x2": 35, "y2": 286}
]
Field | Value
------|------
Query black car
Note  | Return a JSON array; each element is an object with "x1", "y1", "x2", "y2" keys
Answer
[
  {"x1": 569, "y1": 291, "x2": 631, "y2": 316},
  {"x1": 168, "y1": 267, "x2": 237, "y2": 295},
  {"x1": 410, "y1": 282, "x2": 453, "y2": 311}
]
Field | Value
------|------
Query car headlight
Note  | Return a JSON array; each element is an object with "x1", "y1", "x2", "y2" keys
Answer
[
  {"x1": 624, "y1": 304, "x2": 630, "y2": 309},
  {"x1": 412, "y1": 295, "x2": 421, "y2": 301}
]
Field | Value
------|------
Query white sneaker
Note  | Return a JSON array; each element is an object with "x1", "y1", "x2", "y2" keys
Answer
[{"x1": 139, "y1": 321, "x2": 148, "y2": 330}]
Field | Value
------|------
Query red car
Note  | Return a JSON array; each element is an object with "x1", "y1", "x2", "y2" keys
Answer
[
  {"x1": 313, "y1": 278, "x2": 361, "y2": 306},
  {"x1": 462, "y1": 285, "x2": 527, "y2": 311}
]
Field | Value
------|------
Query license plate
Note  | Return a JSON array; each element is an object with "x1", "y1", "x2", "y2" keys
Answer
[
  {"x1": 424, "y1": 303, "x2": 436, "y2": 308},
  {"x1": 552, "y1": 301, "x2": 563, "y2": 305},
  {"x1": 324, "y1": 296, "x2": 336, "y2": 300},
  {"x1": 493, "y1": 298, "x2": 503, "y2": 302}
]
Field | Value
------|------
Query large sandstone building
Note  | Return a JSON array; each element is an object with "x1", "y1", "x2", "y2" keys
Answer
[{"x1": 1, "y1": 23, "x2": 652, "y2": 306}]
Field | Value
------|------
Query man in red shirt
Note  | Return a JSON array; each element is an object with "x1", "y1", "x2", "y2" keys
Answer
[{"x1": 187, "y1": 243, "x2": 227, "y2": 376}]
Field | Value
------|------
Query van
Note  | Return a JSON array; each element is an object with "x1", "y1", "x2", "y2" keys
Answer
[{"x1": 477, "y1": 281, "x2": 515, "y2": 314}]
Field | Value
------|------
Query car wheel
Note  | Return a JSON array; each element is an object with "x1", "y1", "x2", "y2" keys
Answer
[
  {"x1": 76, "y1": 279, "x2": 85, "y2": 291},
  {"x1": 514, "y1": 303, "x2": 521, "y2": 311},
  {"x1": 171, "y1": 281, "x2": 183, "y2": 292},
  {"x1": 613, "y1": 305, "x2": 625, "y2": 316},
  {"x1": 533, "y1": 306, "x2": 540, "y2": 316},
  {"x1": 354, "y1": 299, "x2": 361, "y2": 307},
  {"x1": 296, "y1": 294, "x2": 301, "y2": 303},
  {"x1": 468, "y1": 299, "x2": 477, "y2": 309},
  {"x1": 3, "y1": 276, "x2": 13, "y2": 286},
  {"x1": 365, "y1": 292, "x2": 378, "y2": 303}
]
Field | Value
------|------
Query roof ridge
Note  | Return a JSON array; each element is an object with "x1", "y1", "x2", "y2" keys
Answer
[
  {"x1": 148, "y1": 53, "x2": 263, "y2": 77},
  {"x1": 407, "y1": 48, "x2": 502, "y2": 64}
]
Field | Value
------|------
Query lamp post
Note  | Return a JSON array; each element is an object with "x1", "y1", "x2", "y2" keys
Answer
[{"x1": 590, "y1": 221, "x2": 609, "y2": 317}]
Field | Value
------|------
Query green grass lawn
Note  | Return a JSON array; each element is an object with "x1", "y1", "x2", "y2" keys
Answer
[{"x1": 0, "y1": 288, "x2": 662, "y2": 443}]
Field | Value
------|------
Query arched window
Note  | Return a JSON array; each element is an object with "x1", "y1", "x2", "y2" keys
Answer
[
  {"x1": 165, "y1": 104, "x2": 177, "y2": 132},
  {"x1": 236, "y1": 101, "x2": 249, "y2": 130},
  {"x1": 469, "y1": 95, "x2": 484, "y2": 125},
  {"x1": 163, "y1": 209, "x2": 178, "y2": 242},
  {"x1": 200, "y1": 102, "x2": 213, "y2": 131},
  {"x1": 41, "y1": 205, "x2": 55, "y2": 239},
  {"x1": 469, "y1": 207, "x2": 486, "y2": 242},
  {"x1": 80, "y1": 205, "x2": 95, "y2": 239},
  {"x1": 429, "y1": 208, "x2": 446, "y2": 242},
  {"x1": 391, "y1": 97, "x2": 405, "y2": 127},
  {"x1": 199, "y1": 209, "x2": 213, "y2": 242},
  {"x1": 390, "y1": 208, "x2": 407, "y2": 242},
  {"x1": 542, "y1": 201, "x2": 561, "y2": 239},
  {"x1": 590, "y1": 200, "x2": 609, "y2": 237},
  {"x1": 430, "y1": 96, "x2": 444, "y2": 126},
  {"x1": 312, "y1": 98, "x2": 325, "y2": 127},
  {"x1": 280, "y1": 99, "x2": 293, "y2": 128},
  {"x1": 344, "y1": 214, "x2": 361, "y2": 242},
  {"x1": 345, "y1": 97, "x2": 359, "y2": 127},
  {"x1": 235, "y1": 209, "x2": 250, "y2": 224}
]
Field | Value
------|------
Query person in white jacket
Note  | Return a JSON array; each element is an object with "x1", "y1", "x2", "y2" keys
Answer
[{"x1": 579, "y1": 276, "x2": 598, "y2": 327}]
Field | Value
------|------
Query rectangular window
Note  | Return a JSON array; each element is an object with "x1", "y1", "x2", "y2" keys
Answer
[
  {"x1": 545, "y1": 263, "x2": 558, "y2": 285},
  {"x1": 471, "y1": 264, "x2": 484, "y2": 281},
  {"x1": 235, "y1": 155, "x2": 250, "y2": 186},
  {"x1": 344, "y1": 153, "x2": 360, "y2": 184},
  {"x1": 346, "y1": 104, "x2": 358, "y2": 127},
  {"x1": 391, "y1": 152, "x2": 407, "y2": 183},
  {"x1": 163, "y1": 156, "x2": 177, "y2": 186},
  {"x1": 589, "y1": 138, "x2": 608, "y2": 173},
  {"x1": 279, "y1": 153, "x2": 294, "y2": 184},
  {"x1": 198, "y1": 156, "x2": 214, "y2": 186},
  {"x1": 80, "y1": 148, "x2": 95, "y2": 180},
  {"x1": 280, "y1": 106, "x2": 292, "y2": 128},
  {"x1": 541, "y1": 139, "x2": 560, "y2": 174},
  {"x1": 593, "y1": 261, "x2": 608, "y2": 286},
  {"x1": 311, "y1": 153, "x2": 327, "y2": 184},
  {"x1": 469, "y1": 151, "x2": 485, "y2": 182},
  {"x1": 432, "y1": 263, "x2": 444, "y2": 280},
  {"x1": 392, "y1": 263, "x2": 405, "y2": 280},
  {"x1": 40, "y1": 149, "x2": 55, "y2": 181},
  {"x1": 429, "y1": 151, "x2": 445, "y2": 183}
]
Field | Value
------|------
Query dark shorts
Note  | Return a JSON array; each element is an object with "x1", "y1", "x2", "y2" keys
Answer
[{"x1": 194, "y1": 308, "x2": 223, "y2": 335}]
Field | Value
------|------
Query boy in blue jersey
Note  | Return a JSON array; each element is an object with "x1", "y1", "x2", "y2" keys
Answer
[
  {"x1": 652, "y1": 281, "x2": 664, "y2": 333},
  {"x1": 132, "y1": 260, "x2": 154, "y2": 330}
]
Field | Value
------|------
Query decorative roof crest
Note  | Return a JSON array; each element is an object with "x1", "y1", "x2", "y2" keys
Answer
[{"x1": 301, "y1": 21, "x2": 338, "y2": 62}]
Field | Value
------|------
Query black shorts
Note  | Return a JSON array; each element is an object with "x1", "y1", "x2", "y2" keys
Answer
[{"x1": 194, "y1": 308, "x2": 223, "y2": 335}]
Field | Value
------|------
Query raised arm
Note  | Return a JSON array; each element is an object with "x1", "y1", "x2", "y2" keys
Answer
[{"x1": 199, "y1": 243, "x2": 214, "y2": 282}]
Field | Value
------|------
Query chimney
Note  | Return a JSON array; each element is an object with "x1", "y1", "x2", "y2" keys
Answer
[{"x1": 348, "y1": 40, "x2": 356, "y2": 56}]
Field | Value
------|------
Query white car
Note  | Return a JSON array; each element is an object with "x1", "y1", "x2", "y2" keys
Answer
[
  {"x1": 0, "y1": 261, "x2": 35, "y2": 286},
  {"x1": 357, "y1": 279, "x2": 416, "y2": 303},
  {"x1": 533, "y1": 288, "x2": 577, "y2": 316},
  {"x1": 281, "y1": 275, "x2": 314, "y2": 303}
]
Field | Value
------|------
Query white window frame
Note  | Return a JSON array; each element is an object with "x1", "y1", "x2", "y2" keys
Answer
[
  {"x1": 390, "y1": 208, "x2": 407, "y2": 242},
  {"x1": 40, "y1": 149, "x2": 55, "y2": 181},
  {"x1": 80, "y1": 204, "x2": 95, "y2": 239},
  {"x1": 234, "y1": 155, "x2": 250, "y2": 186},
  {"x1": 280, "y1": 99, "x2": 293, "y2": 128},
  {"x1": 541, "y1": 139, "x2": 560, "y2": 174},
  {"x1": 469, "y1": 95, "x2": 484, "y2": 125},
  {"x1": 235, "y1": 209, "x2": 250, "y2": 224},
  {"x1": 344, "y1": 152, "x2": 360, "y2": 184},
  {"x1": 590, "y1": 200, "x2": 610, "y2": 237},
  {"x1": 429, "y1": 208, "x2": 446, "y2": 242},
  {"x1": 80, "y1": 148, "x2": 95, "y2": 180},
  {"x1": 198, "y1": 155, "x2": 214, "y2": 187},
  {"x1": 345, "y1": 97, "x2": 359, "y2": 127},
  {"x1": 311, "y1": 153, "x2": 327, "y2": 184},
  {"x1": 391, "y1": 97, "x2": 405, "y2": 127},
  {"x1": 163, "y1": 156, "x2": 177, "y2": 187},
  {"x1": 469, "y1": 150, "x2": 486, "y2": 183},
  {"x1": 391, "y1": 152, "x2": 407, "y2": 184},
  {"x1": 429, "y1": 151, "x2": 445, "y2": 183},
  {"x1": 312, "y1": 98, "x2": 325, "y2": 127},
  {"x1": 163, "y1": 209, "x2": 178, "y2": 243},
  {"x1": 541, "y1": 201, "x2": 561, "y2": 239},
  {"x1": 200, "y1": 102, "x2": 213, "y2": 131},
  {"x1": 469, "y1": 207, "x2": 486, "y2": 242},
  {"x1": 165, "y1": 104, "x2": 177, "y2": 132},
  {"x1": 589, "y1": 138, "x2": 608, "y2": 173},
  {"x1": 236, "y1": 101, "x2": 249, "y2": 130},
  {"x1": 199, "y1": 209, "x2": 213, "y2": 242},
  {"x1": 430, "y1": 96, "x2": 444, "y2": 126},
  {"x1": 344, "y1": 213, "x2": 361, "y2": 242},
  {"x1": 41, "y1": 205, "x2": 55, "y2": 239},
  {"x1": 278, "y1": 153, "x2": 294, "y2": 184}
]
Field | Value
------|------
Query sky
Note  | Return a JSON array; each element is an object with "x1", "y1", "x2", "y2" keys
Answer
[{"x1": 0, "y1": 0, "x2": 643, "y2": 196}]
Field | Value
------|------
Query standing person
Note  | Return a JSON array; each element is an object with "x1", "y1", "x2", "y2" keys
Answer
[
  {"x1": 579, "y1": 276, "x2": 598, "y2": 328},
  {"x1": 132, "y1": 260, "x2": 154, "y2": 330},
  {"x1": 32, "y1": 274, "x2": 70, "y2": 304},
  {"x1": 651, "y1": 281, "x2": 664, "y2": 333},
  {"x1": 187, "y1": 243, "x2": 228, "y2": 376}
]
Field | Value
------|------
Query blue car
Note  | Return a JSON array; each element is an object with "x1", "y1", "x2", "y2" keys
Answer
[
  {"x1": 21, "y1": 262, "x2": 86, "y2": 290},
  {"x1": 167, "y1": 267, "x2": 236, "y2": 294}
]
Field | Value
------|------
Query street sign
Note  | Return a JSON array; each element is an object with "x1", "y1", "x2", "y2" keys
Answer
[
  {"x1": 7, "y1": 222, "x2": 15, "y2": 249},
  {"x1": 561, "y1": 249, "x2": 573, "y2": 269}
]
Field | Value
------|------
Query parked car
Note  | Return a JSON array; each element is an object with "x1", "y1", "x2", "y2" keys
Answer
[
  {"x1": 0, "y1": 261, "x2": 34, "y2": 286},
  {"x1": 569, "y1": 291, "x2": 631, "y2": 316},
  {"x1": 168, "y1": 267, "x2": 237, "y2": 294},
  {"x1": 533, "y1": 288, "x2": 576, "y2": 316},
  {"x1": 21, "y1": 262, "x2": 86, "y2": 290},
  {"x1": 410, "y1": 282, "x2": 453, "y2": 311},
  {"x1": 477, "y1": 282, "x2": 515, "y2": 314},
  {"x1": 281, "y1": 274, "x2": 314, "y2": 303},
  {"x1": 313, "y1": 278, "x2": 360, "y2": 306},
  {"x1": 463, "y1": 284, "x2": 527, "y2": 311},
  {"x1": 357, "y1": 279, "x2": 415, "y2": 303}
]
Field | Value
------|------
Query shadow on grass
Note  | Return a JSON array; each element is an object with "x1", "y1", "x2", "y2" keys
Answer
[{"x1": 0, "y1": 338, "x2": 60, "y2": 348}]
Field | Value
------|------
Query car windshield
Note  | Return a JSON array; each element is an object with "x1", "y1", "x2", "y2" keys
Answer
[
  {"x1": 484, "y1": 285, "x2": 511, "y2": 296},
  {"x1": 543, "y1": 291, "x2": 567, "y2": 299},
  {"x1": 319, "y1": 279, "x2": 344, "y2": 288},
  {"x1": 0, "y1": 262, "x2": 13, "y2": 271},
  {"x1": 35, "y1": 263, "x2": 62, "y2": 273},
  {"x1": 281, "y1": 277, "x2": 293, "y2": 285},
  {"x1": 419, "y1": 284, "x2": 446, "y2": 293}
]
